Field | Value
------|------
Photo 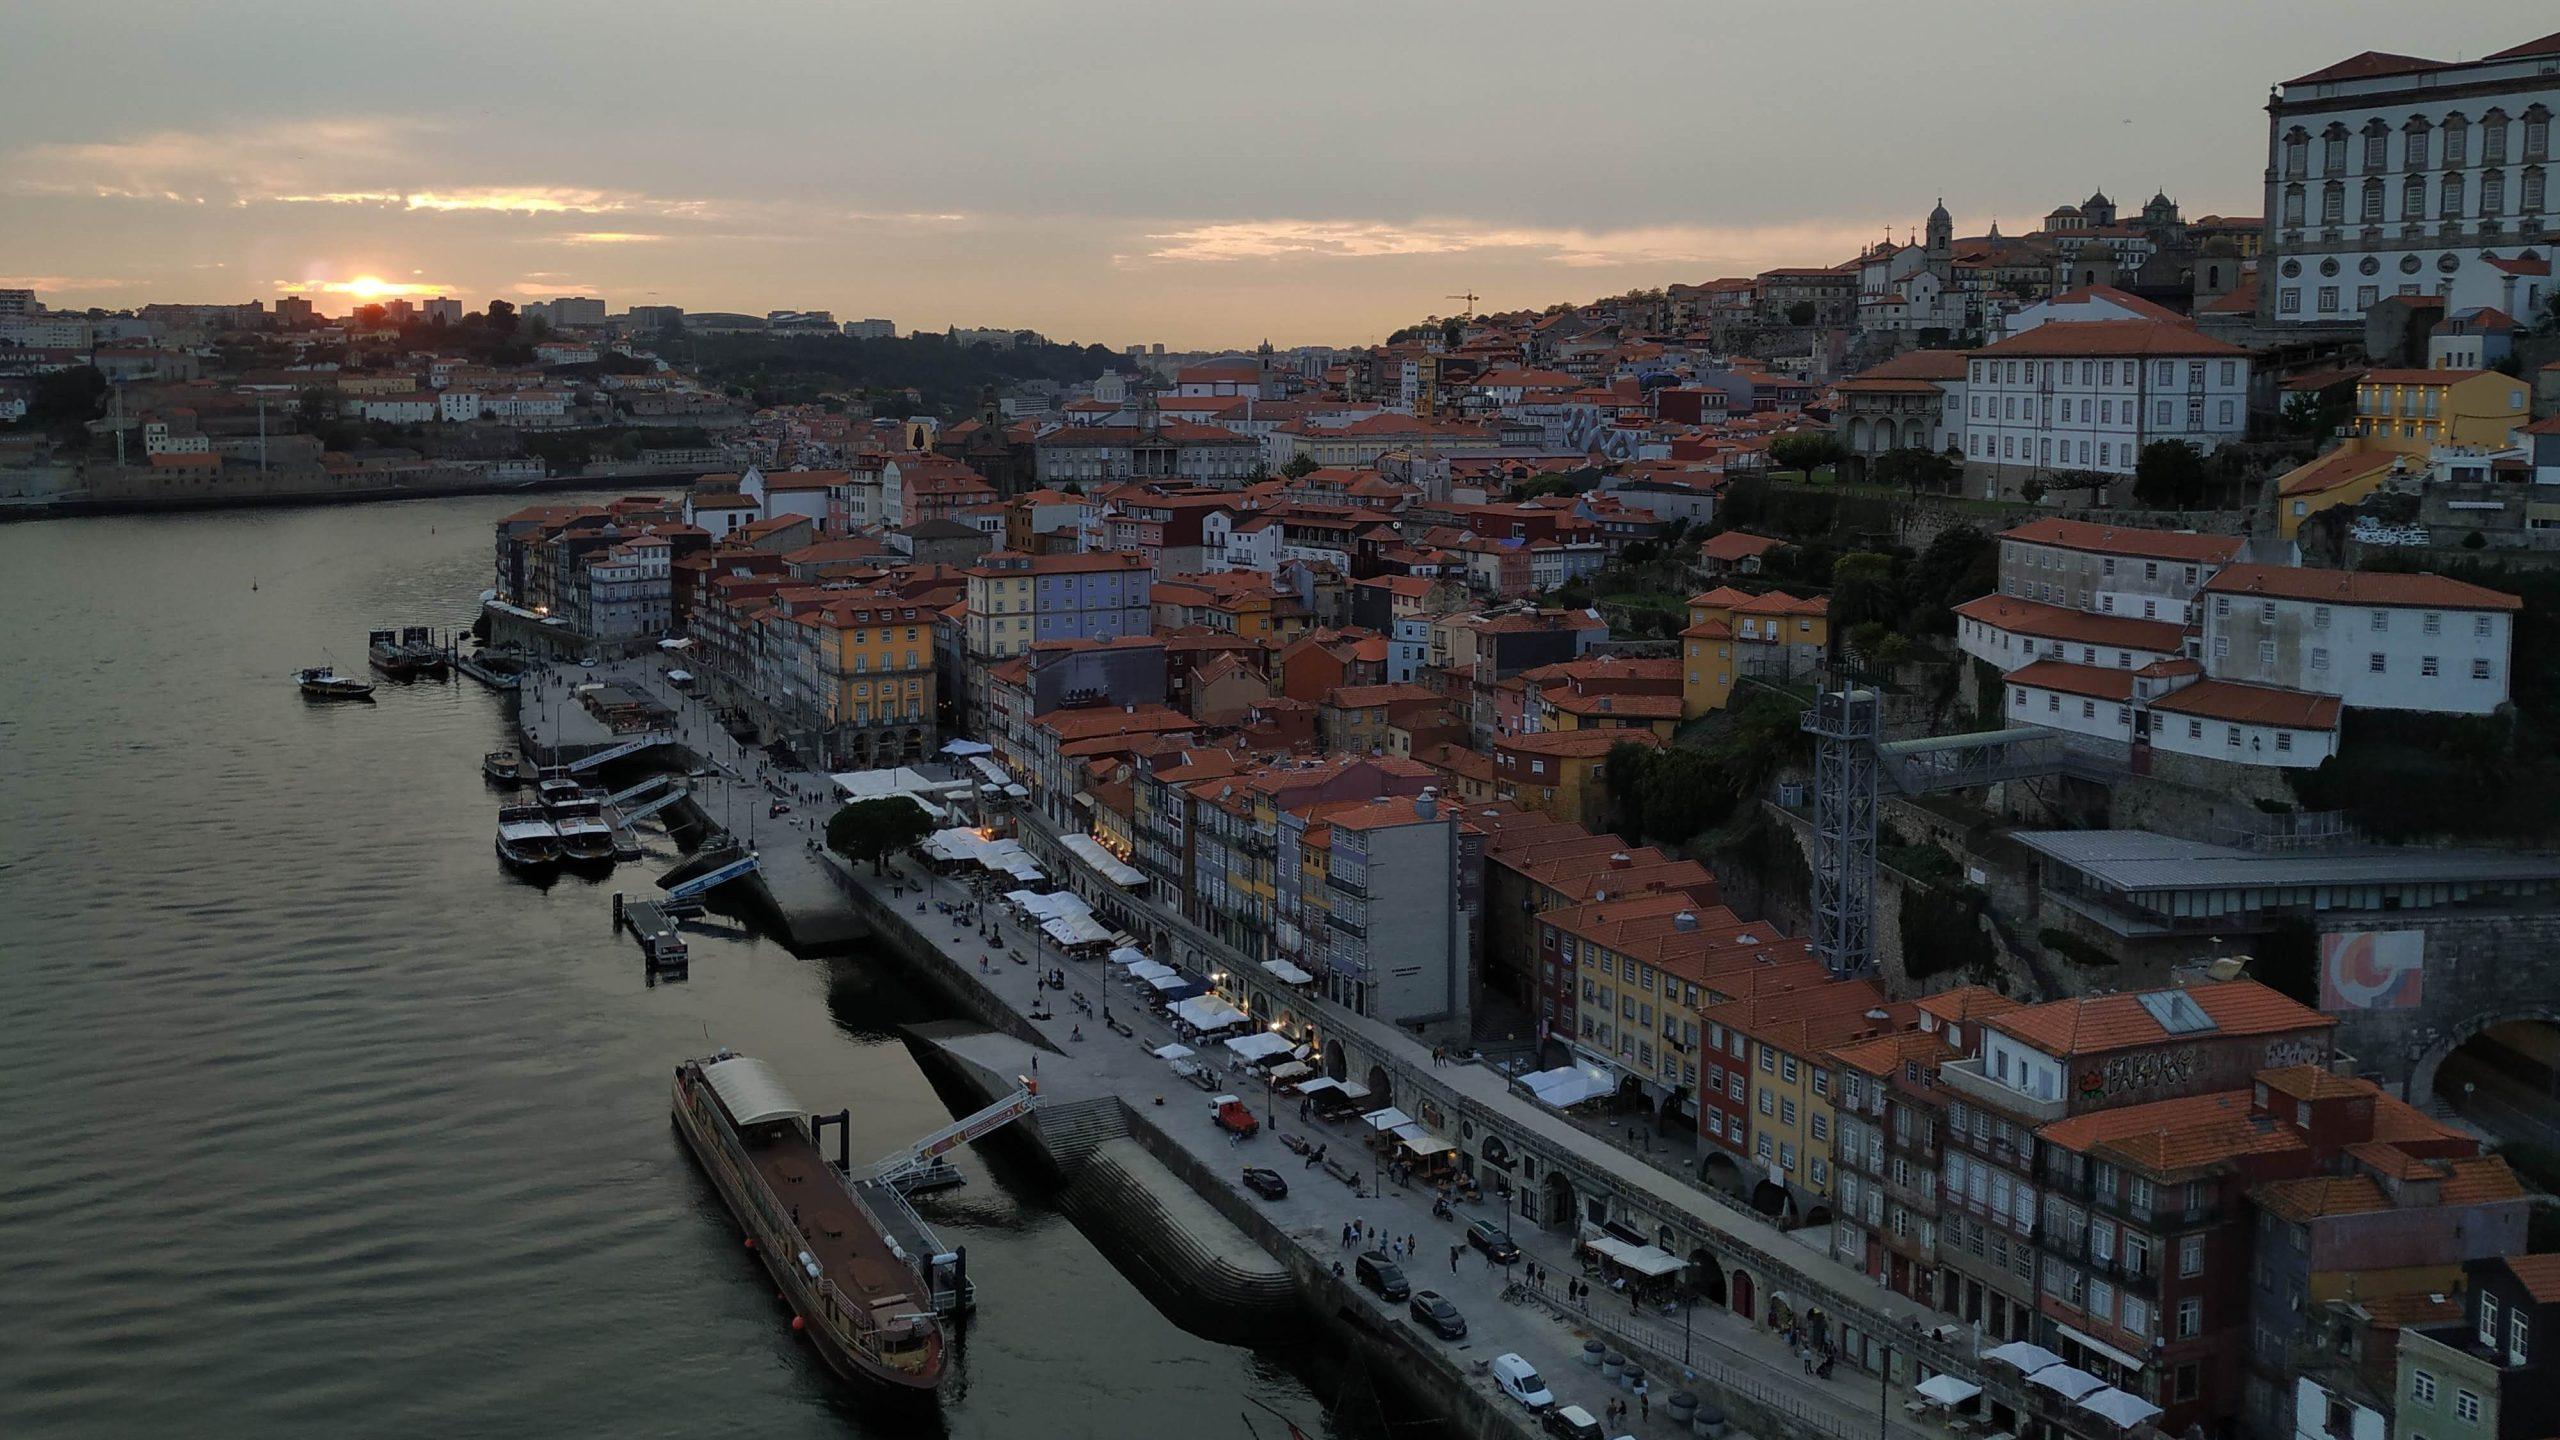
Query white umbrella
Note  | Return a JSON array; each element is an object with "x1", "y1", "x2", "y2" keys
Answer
[
  {"x1": 2077, "y1": 1389, "x2": 2164, "y2": 1429},
  {"x1": 1914, "y1": 1375, "x2": 1982, "y2": 1408},
  {"x1": 1982, "y1": 1341, "x2": 2065, "y2": 1376},
  {"x1": 2028, "y1": 1366, "x2": 2107, "y2": 1402},
  {"x1": 1152, "y1": 1042, "x2": 1194, "y2": 1060}
]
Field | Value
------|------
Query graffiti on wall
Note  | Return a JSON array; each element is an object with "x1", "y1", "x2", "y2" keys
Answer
[{"x1": 2319, "y1": 930, "x2": 2426, "y2": 1011}]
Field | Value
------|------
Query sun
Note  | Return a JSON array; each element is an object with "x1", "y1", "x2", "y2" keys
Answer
[{"x1": 341, "y1": 275, "x2": 395, "y2": 299}]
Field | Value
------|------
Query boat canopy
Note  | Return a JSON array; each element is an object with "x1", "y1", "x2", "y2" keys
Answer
[{"x1": 702, "y1": 1056, "x2": 805, "y2": 1129}]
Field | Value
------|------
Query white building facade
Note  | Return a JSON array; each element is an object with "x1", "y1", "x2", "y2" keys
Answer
[
  {"x1": 2263, "y1": 36, "x2": 2559, "y2": 326},
  {"x1": 1961, "y1": 322, "x2": 2254, "y2": 491},
  {"x1": 2199, "y1": 565, "x2": 2518, "y2": 715}
]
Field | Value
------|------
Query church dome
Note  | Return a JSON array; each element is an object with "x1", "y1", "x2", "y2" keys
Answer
[
  {"x1": 1928, "y1": 197, "x2": 1952, "y2": 224},
  {"x1": 2084, "y1": 189, "x2": 2113, "y2": 209}
]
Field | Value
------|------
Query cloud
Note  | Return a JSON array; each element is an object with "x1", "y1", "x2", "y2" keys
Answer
[
  {"x1": 1137, "y1": 216, "x2": 1885, "y2": 271},
  {"x1": 0, "y1": 273, "x2": 140, "y2": 290},
  {"x1": 560, "y1": 231, "x2": 666, "y2": 245},
  {"x1": 7, "y1": 118, "x2": 719, "y2": 221}
]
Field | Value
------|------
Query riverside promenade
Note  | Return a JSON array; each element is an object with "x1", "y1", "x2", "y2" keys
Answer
[{"x1": 517, "y1": 654, "x2": 1978, "y2": 1440}]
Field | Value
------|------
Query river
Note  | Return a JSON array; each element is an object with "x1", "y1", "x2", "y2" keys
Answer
[{"x1": 0, "y1": 496, "x2": 1388, "y2": 1440}]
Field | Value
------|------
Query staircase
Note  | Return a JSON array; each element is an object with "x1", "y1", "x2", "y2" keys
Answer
[{"x1": 1030, "y1": 1097, "x2": 1131, "y2": 1171}]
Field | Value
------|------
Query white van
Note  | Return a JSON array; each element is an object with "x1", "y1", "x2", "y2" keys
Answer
[{"x1": 1490, "y1": 1352, "x2": 1554, "y2": 1410}]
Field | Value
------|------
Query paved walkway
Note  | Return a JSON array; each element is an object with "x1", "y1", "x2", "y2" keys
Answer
[{"x1": 873, "y1": 848, "x2": 1958, "y2": 1440}]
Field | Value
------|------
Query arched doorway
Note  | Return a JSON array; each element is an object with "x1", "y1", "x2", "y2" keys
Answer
[
  {"x1": 1688, "y1": 1248, "x2": 1727, "y2": 1307},
  {"x1": 1749, "y1": 1177, "x2": 1793, "y2": 1222},
  {"x1": 1540, "y1": 1170, "x2": 1578, "y2": 1231},
  {"x1": 1700, "y1": 1151, "x2": 1743, "y2": 1195},
  {"x1": 1324, "y1": 1046, "x2": 1348, "y2": 1083},
  {"x1": 1729, "y1": 1267, "x2": 1757, "y2": 1320},
  {"x1": 1365, "y1": 1064, "x2": 1393, "y2": 1110}
]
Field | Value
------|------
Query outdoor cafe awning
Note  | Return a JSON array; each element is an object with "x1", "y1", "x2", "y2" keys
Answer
[
  {"x1": 1170, "y1": 996, "x2": 1247, "y2": 1030},
  {"x1": 1061, "y1": 833, "x2": 1146, "y2": 887},
  {"x1": 1267, "y1": 1061, "x2": 1313, "y2": 1084},
  {"x1": 2027, "y1": 1366, "x2": 2107, "y2": 1402},
  {"x1": 1914, "y1": 1375, "x2": 1982, "y2": 1408},
  {"x1": 1360, "y1": 1106, "x2": 1415, "y2": 1132},
  {"x1": 1294, "y1": 1076, "x2": 1343, "y2": 1095},
  {"x1": 1109, "y1": 946, "x2": 1150, "y2": 966},
  {"x1": 2054, "y1": 1323, "x2": 2147, "y2": 1373},
  {"x1": 1397, "y1": 1130, "x2": 1458, "y2": 1158},
  {"x1": 1144, "y1": 972, "x2": 1191, "y2": 992},
  {"x1": 1043, "y1": 912, "x2": 1113, "y2": 947},
  {"x1": 1127, "y1": 960, "x2": 1175, "y2": 982},
  {"x1": 940, "y1": 739, "x2": 993, "y2": 756},
  {"x1": 2076, "y1": 1390, "x2": 2164, "y2": 1429},
  {"x1": 1225, "y1": 1032, "x2": 1293, "y2": 1061},
  {"x1": 1584, "y1": 1235, "x2": 1684, "y2": 1277},
  {"x1": 1152, "y1": 1043, "x2": 1194, "y2": 1060},
  {"x1": 1517, "y1": 1065, "x2": 1614, "y2": 1110},
  {"x1": 1264, "y1": 959, "x2": 1315, "y2": 985}
]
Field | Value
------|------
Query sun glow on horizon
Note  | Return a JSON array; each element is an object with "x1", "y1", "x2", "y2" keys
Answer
[{"x1": 275, "y1": 274, "x2": 451, "y2": 299}]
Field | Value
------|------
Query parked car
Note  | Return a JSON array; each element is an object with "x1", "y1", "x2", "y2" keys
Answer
[
  {"x1": 1407, "y1": 1289, "x2": 1467, "y2": 1339},
  {"x1": 1354, "y1": 1249, "x2": 1410, "y2": 1302},
  {"x1": 1541, "y1": 1404, "x2": 1604, "y2": 1440},
  {"x1": 1213, "y1": 1096, "x2": 1260, "y2": 1138},
  {"x1": 1240, "y1": 1166, "x2": 1288, "y2": 1200},
  {"x1": 1489, "y1": 1352, "x2": 1553, "y2": 1411},
  {"x1": 1465, "y1": 1218, "x2": 1520, "y2": 1264}
]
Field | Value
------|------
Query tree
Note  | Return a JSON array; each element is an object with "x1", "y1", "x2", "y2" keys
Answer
[
  {"x1": 484, "y1": 299, "x2": 518, "y2": 334},
  {"x1": 2282, "y1": 388, "x2": 2353, "y2": 441},
  {"x1": 1871, "y1": 446, "x2": 1958, "y2": 496},
  {"x1": 2133, "y1": 439, "x2": 2208, "y2": 510},
  {"x1": 1281, "y1": 452, "x2": 1321, "y2": 479},
  {"x1": 15, "y1": 364, "x2": 106, "y2": 438},
  {"x1": 1767, "y1": 432, "x2": 1845, "y2": 474},
  {"x1": 1830, "y1": 551, "x2": 1899, "y2": 634},
  {"x1": 824, "y1": 798, "x2": 934, "y2": 874},
  {"x1": 1785, "y1": 301, "x2": 1818, "y2": 326}
]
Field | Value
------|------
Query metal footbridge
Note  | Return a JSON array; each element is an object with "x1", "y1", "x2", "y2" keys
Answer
[
  {"x1": 604, "y1": 775, "x2": 686, "y2": 823},
  {"x1": 562, "y1": 731, "x2": 672, "y2": 773},
  {"x1": 663, "y1": 851, "x2": 760, "y2": 903},
  {"x1": 1873, "y1": 726, "x2": 2129, "y2": 795}
]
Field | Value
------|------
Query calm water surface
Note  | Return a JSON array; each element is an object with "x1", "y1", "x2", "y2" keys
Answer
[{"x1": 0, "y1": 497, "x2": 1380, "y2": 1439}]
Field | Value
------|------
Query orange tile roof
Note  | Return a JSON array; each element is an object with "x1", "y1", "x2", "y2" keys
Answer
[
  {"x1": 1998, "y1": 517, "x2": 2243, "y2": 565},
  {"x1": 2256, "y1": 1065, "x2": 2368, "y2": 1102},
  {"x1": 2039, "y1": 1089, "x2": 2306, "y2": 1174},
  {"x1": 1959, "y1": 595, "x2": 2193, "y2": 655},
  {"x1": 2005, "y1": 658, "x2": 2136, "y2": 702},
  {"x1": 1988, "y1": 980, "x2": 2332, "y2": 1059},
  {"x1": 1498, "y1": 728, "x2": 1663, "y2": 758},
  {"x1": 2439, "y1": 1155, "x2": 2524, "y2": 1208},
  {"x1": 2253, "y1": 1175, "x2": 2388, "y2": 1223},
  {"x1": 2147, "y1": 680, "x2": 2341, "y2": 731},
  {"x1": 1974, "y1": 319, "x2": 2248, "y2": 360},
  {"x1": 2503, "y1": 1253, "x2": 2560, "y2": 1304},
  {"x1": 2204, "y1": 563, "x2": 2521, "y2": 613}
]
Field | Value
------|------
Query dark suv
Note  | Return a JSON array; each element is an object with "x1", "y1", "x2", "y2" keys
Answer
[
  {"x1": 1354, "y1": 1249, "x2": 1410, "y2": 1301},
  {"x1": 1466, "y1": 1218, "x2": 1520, "y2": 1264},
  {"x1": 1408, "y1": 1289, "x2": 1467, "y2": 1339}
]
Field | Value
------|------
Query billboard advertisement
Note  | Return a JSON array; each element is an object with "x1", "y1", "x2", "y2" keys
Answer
[{"x1": 2318, "y1": 929, "x2": 2426, "y2": 1011}]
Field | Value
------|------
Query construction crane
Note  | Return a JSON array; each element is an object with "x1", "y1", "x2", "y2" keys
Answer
[{"x1": 1444, "y1": 291, "x2": 1481, "y2": 320}]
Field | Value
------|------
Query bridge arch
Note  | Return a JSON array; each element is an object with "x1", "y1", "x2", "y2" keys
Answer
[{"x1": 2409, "y1": 1005, "x2": 2560, "y2": 1107}]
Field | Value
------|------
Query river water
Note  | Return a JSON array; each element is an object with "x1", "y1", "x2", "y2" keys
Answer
[{"x1": 0, "y1": 496, "x2": 1383, "y2": 1440}]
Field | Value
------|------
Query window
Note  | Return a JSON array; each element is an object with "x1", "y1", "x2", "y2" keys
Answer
[
  {"x1": 2370, "y1": 653, "x2": 2388, "y2": 674},
  {"x1": 2411, "y1": 1371, "x2": 2437, "y2": 1406},
  {"x1": 1782, "y1": 1056, "x2": 1800, "y2": 1083},
  {"x1": 2481, "y1": 1293, "x2": 2502, "y2": 1348},
  {"x1": 2474, "y1": 658, "x2": 2493, "y2": 681},
  {"x1": 2455, "y1": 1392, "x2": 2480, "y2": 1425},
  {"x1": 2312, "y1": 646, "x2": 2330, "y2": 671},
  {"x1": 1756, "y1": 1132, "x2": 1773, "y2": 1161},
  {"x1": 1758, "y1": 1089, "x2": 1774, "y2": 1116},
  {"x1": 1780, "y1": 1098, "x2": 1797, "y2": 1126},
  {"x1": 2176, "y1": 1297, "x2": 2203, "y2": 1338},
  {"x1": 2474, "y1": 614, "x2": 2492, "y2": 638},
  {"x1": 2422, "y1": 655, "x2": 2440, "y2": 677},
  {"x1": 2187, "y1": 719, "x2": 2204, "y2": 740},
  {"x1": 1760, "y1": 1047, "x2": 1775, "y2": 1073},
  {"x1": 2180, "y1": 1235, "x2": 2204, "y2": 1277},
  {"x1": 2259, "y1": 640, "x2": 2277, "y2": 665},
  {"x1": 2511, "y1": 1310, "x2": 2530, "y2": 1363}
]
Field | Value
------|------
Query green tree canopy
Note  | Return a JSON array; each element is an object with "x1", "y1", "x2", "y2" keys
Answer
[
  {"x1": 825, "y1": 797, "x2": 935, "y2": 873},
  {"x1": 1871, "y1": 446, "x2": 1959, "y2": 495},
  {"x1": 1768, "y1": 432, "x2": 1846, "y2": 473},
  {"x1": 2133, "y1": 439, "x2": 2209, "y2": 509}
]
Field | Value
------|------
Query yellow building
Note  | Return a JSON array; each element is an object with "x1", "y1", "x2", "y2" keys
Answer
[
  {"x1": 796, "y1": 592, "x2": 938, "y2": 764},
  {"x1": 1682, "y1": 586, "x2": 1829, "y2": 715},
  {"x1": 2268, "y1": 441, "x2": 2414, "y2": 538},
  {"x1": 1707, "y1": 980, "x2": 1904, "y2": 1212},
  {"x1": 2351, "y1": 368, "x2": 2529, "y2": 453},
  {"x1": 1492, "y1": 729, "x2": 1657, "y2": 827}
]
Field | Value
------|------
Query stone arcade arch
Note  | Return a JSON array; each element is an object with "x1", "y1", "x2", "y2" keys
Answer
[{"x1": 2410, "y1": 1006, "x2": 2560, "y2": 1108}]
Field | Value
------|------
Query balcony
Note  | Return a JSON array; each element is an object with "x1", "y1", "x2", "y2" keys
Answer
[{"x1": 1937, "y1": 1058, "x2": 2065, "y2": 1124}]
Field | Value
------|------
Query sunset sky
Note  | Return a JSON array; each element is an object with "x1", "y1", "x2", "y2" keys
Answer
[{"x1": 4, "y1": 1, "x2": 2550, "y2": 348}]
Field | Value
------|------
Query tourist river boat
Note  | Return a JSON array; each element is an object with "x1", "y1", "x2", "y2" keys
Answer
[
  {"x1": 368, "y1": 628, "x2": 423, "y2": 679},
  {"x1": 493, "y1": 804, "x2": 562, "y2": 876},
  {"x1": 672, "y1": 1053, "x2": 947, "y2": 1399},
  {"x1": 484, "y1": 749, "x2": 538, "y2": 786},
  {"x1": 294, "y1": 666, "x2": 376, "y2": 701}
]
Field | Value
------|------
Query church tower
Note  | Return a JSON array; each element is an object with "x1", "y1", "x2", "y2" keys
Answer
[{"x1": 1925, "y1": 198, "x2": 1953, "y2": 260}]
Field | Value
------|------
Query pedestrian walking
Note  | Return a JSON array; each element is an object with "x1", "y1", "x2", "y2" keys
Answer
[
  {"x1": 1638, "y1": 1388, "x2": 1650, "y2": 1421},
  {"x1": 1449, "y1": 1245, "x2": 1461, "y2": 1273}
]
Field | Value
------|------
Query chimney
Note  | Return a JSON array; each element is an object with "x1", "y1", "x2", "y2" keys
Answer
[
  {"x1": 1415, "y1": 786, "x2": 1439, "y2": 821},
  {"x1": 1673, "y1": 910, "x2": 1699, "y2": 932},
  {"x1": 1608, "y1": 852, "x2": 1633, "y2": 868}
]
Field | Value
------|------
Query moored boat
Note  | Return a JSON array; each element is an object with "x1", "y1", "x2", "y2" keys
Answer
[
  {"x1": 672, "y1": 1054, "x2": 946, "y2": 1399},
  {"x1": 368, "y1": 629, "x2": 422, "y2": 678},
  {"x1": 494, "y1": 804, "x2": 563, "y2": 876},
  {"x1": 400, "y1": 626, "x2": 450, "y2": 677},
  {"x1": 295, "y1": 666, "x2": 376, "y2": 701},
  {"x1": 484, "y1": 749, "x2": 537, "y2": 786},
  {"x1": 554, "y1": 809, "x2": 616, "y2": 872}
]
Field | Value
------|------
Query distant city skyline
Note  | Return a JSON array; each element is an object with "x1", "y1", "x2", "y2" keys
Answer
[{"x1": 2, "y1": 1, "x2": 2551, "y2": 347}]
